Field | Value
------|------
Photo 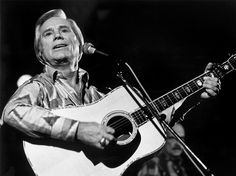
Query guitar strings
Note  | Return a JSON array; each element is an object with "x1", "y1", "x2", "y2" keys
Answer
[
  {"x1": 107, "y1": 72, "x2": 213, "y2": 132},
  {"x1": 107, "y1": 80, "x2": 202, "y2": 131},
  {"x1": 106, "y1": 110, "x2": 148, "y2": 131}
]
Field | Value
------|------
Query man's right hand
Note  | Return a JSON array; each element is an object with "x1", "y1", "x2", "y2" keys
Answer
[{"x1": 76, "y1": 122, "x2": 115, "y2": 149}]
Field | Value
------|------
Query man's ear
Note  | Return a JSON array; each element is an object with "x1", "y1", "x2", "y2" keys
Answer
[{"x1": 38, "y1": 50, "x2": 47, "y2": 65}]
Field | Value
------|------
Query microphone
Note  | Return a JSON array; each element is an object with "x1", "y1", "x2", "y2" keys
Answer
[
  {"x1": 82, "y1": 42, "x2": 109, "y2": 57},
  {"x1": 82, "y1": 42, "x2": 125, "y2": 71}
]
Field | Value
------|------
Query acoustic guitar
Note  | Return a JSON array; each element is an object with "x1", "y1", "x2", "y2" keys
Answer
[{"x1": 23, "y1": 54, "x2": 236, "y2": 176}]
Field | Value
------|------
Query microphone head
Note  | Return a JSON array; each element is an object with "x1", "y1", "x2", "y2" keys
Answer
[{"x1": 82, "y1": 42, "x2": 95, "y2": 54}]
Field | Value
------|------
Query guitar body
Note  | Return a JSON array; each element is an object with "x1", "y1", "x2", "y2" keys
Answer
[{"x1": 23, "y1": 86, "x2": 169, "y2": 176}]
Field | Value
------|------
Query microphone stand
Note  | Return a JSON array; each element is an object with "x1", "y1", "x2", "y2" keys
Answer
[
  {"x1": 87, "y1": 45, "x2": 215, "y2": 176},
  {"x1": 115, "y1": 60, "x2": 215, "y2": 176}
]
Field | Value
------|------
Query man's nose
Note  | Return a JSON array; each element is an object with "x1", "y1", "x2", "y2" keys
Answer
[{"x1": 53, "y1": 31, "x2": 64, "y2": 41}]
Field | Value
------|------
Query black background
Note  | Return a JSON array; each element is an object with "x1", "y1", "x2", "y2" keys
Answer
[{"x1": 1, "y1": 0, "x2": 236, "y2": 175}]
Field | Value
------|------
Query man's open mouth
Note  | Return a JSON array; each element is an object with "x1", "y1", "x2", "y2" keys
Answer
[{"x1": 53, "y1": 44, "x2": 68, "y2": 49}]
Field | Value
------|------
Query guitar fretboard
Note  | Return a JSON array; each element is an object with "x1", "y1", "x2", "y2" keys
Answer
[{"x1": 131, "y1": 55, "x2": 236, "y2": 126}]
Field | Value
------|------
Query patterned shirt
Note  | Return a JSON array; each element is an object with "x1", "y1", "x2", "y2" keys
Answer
[{"x1": 1, "y1": 66, "x2": 104, "y2": 141}]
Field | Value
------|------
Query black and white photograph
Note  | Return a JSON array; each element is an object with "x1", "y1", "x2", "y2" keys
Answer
[{"x1": 1, "y1": 0, "x2": 236, "y2": 176}]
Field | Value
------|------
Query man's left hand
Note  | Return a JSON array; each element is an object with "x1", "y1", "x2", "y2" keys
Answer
[{"x1": 201, "y1": 62, "x2": 221, "y2": 99}]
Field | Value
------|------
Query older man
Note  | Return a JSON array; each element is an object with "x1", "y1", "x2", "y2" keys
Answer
[{"x1": 1, "y1": 9, "x2": 220, "y2": 176}]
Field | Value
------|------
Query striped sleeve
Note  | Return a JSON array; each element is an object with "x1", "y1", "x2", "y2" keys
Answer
[{"x1": 1, "y1": 82, "x2": 79, "y2": 141}]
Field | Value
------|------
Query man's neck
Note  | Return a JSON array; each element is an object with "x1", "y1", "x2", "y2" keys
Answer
[
  {"x1": 45, "y1": 65, "x2": 78, "y2": 85},
  {"x1": 63, "y1": 70, "x2": 77, "y2": 86}
]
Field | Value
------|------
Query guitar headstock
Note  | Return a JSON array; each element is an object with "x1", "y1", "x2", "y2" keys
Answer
[{"x1": 210, "y1": 54, "x2": 236, "y2": 79}]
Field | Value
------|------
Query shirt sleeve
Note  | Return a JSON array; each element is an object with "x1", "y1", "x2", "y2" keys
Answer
[{"x1": 1, "y1": 81, "x2": 79, "y2": 141}]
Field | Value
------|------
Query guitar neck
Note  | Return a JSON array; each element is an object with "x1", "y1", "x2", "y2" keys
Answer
[{"x1": 132, "y1": 54, "x2": 236, "y2": 126}]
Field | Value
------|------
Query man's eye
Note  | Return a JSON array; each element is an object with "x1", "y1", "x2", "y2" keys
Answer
[
  {"x1": 44, "y1": 32, "x2": 52, "y2": 37},
  {"x1": 61, "y1": 28, "x2": 70, "y2": 33}
]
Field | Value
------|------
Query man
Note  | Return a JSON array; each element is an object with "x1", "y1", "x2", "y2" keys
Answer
[
  {"x1": 0, "y1": 9, "x2": 220, "y2": 175},
  {"x1": 1, "y1": 9, "x2": 115, "y2": 149}
]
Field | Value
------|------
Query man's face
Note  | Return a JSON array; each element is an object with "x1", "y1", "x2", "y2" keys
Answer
[
  {"x1": 39, "y1": 17, "x2": 80, "y2": 68},
  {"x1": 165, "y1": 136, "x2": 184, "y2": 157},
  {"x1": 165, "y1": 124, "x2": 185, "y2": 157}
]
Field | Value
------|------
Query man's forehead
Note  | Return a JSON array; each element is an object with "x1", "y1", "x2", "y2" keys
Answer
[
  {"x1": 40, "y1": 17, "x2": 70, "y2": 31},
  {"x1": 167, "y1": 124, "x2": 185, "y2": 138}
]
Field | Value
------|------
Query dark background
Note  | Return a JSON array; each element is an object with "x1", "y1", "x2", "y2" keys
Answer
[{"x1": 1, "y1": 0, "x2": 236, "y2": 175}]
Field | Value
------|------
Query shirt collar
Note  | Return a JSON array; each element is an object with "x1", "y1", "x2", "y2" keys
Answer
[{"x1": 44, "y1": 65, "x2": 89, "y2": 85}]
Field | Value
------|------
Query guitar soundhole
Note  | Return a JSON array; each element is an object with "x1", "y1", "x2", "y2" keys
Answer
[{"x1": 107, "y1": 115, "x2": 133, "y2": 142}]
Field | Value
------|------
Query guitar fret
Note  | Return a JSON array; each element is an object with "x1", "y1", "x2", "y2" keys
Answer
[
  {"x1": 158, "y1": 97, "x2": 168, "y2": 110},
  {"x1": 137, "y1": 110, "x2": 144, "y2": 123},
  {"x1": 183, "y1": 84, "x2": 193, "y2": 94},
  {"x1": 168, "y1": 92, "x2": 179, "y2": 104},
  {"x1": 195, "y1": 78, "x2": 203, "y2": 87},
  {"x1": 132, "y1": 109, "x2": 148, "y2": 125},
  {"x1": 178, "y1": 87, "x2": 188, "y2": 97},
  {"x1": 163, "y1": 95, "x2": 173, "y2": 107},
  {"x1": 132, "y1": 111, "x2": 140, "y2": 124},
  {"x1": 153, "y1": 101, "x2": 162, "y2": 112},
  {"x1": 140, "y1": 110, "x2": 147, "y2": 122},
  {"x1": 166, "y1": 93, "x2": 176, "y2": 105},
  {"x1": 172, "y1": 89, "x2": 183, "y2": 100},
  {"x1": 155, "y1": 99, "x2": 166, "y2": 111},
  {"x1": 189, "y1": 80, "x2": 200, "y2": 92},
  {"x1": 136, "y1": 113, "x2": 142, "y2": 124}
]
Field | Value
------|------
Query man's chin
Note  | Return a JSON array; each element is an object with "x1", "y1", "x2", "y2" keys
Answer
[
  {"x1": 53, "y1": 57, "x2": 69, "y2": 64},
  {"x1": 49, "y1": 58, "x2": 72, "y2": 69}
]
